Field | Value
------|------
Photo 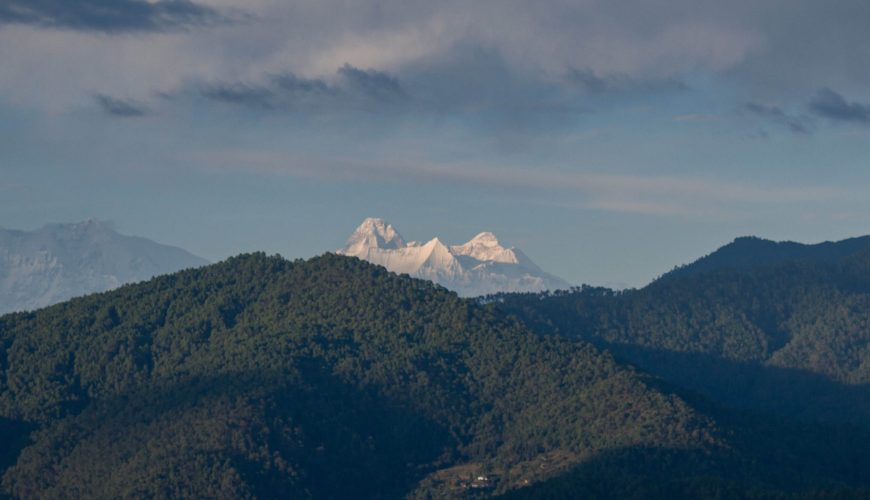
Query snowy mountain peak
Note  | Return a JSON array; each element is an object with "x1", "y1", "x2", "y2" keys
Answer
[
  {"x1": 337, "y1": 218, "x2": 569, "y2": 296},
  {"x1": 344, "y1": 217, "x2": 406, "y2": 252},
  {"x1": 451, "y1": 231, "x2": 520, "y2": 264},
  {"x1": 470, "y1": 231, "x2": 499, "y2": 244}
]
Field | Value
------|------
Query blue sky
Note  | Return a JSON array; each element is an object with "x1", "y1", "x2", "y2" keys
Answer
[{"x1": 2, "y1": 0, "x2": 870, "y2": 287}]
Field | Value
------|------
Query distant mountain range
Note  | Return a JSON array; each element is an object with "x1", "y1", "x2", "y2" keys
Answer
[
  {"x1": 0, "y1": 220, "x2": 208, "y2": 314},
  {"x1": 337, "y1": 218, "x2": 570, "y2": 296}
]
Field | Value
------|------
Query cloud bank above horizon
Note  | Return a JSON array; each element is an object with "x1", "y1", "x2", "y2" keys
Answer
[{"x1": 3, "y1": 0, "x2": 870, "y2": 286}]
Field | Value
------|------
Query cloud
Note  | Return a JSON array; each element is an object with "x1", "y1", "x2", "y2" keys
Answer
[
  {"x1": 0, "y1": 0, "x2": 232, "y2": 33},
  {"x1": 809, "y1": 88, "x2": 870, "y2": 124},
  {"x1": 0, "y1": 0, "x2": 758, "y2": 115},
  {"x1": 271, "y1": 74, "x2": 333, "y2": 95},
  {"x1": 197, "y1": 83, "x2": 274, "y2": 109},
  {"x1": 5, "y1": 0, "x2": 870, "y2": 131},
  {"x1": 732, "y1": 1, "x2": 870, "y2": 95},
  {"x1": 94, "y1": 94, "x2": 149, "y2": 117},
  {"x1": 169, "y1": 64, "x2": 406, "y2": 112},
  {"x1": 161, "y1": 54, "x2": 585, "y2": 131},
  {"x1": 742, "y1": 102, "x2": 813, "y2": 134},
  {"x1": 185, "y1": 149, "x2": 841, "y2": 217},
  {"x1": 336, "y1": 64, "x2": 405, "y2": 101},
  {"x1": 566, "y1": 69, "x2": 687, "y2": 95},
  {"x1": 189, "y1": 74, "x2": 338, "y2": 110}
]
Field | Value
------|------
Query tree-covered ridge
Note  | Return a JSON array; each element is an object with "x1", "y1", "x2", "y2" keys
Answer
[
  {"x1": 495, "y1": 245, "x2": 870, "y2": 381},
  {"x1": 660, "y1": 235, "x2": 870, "y2": 281},
  {"x1": 0, "y1": 253, "x2": 717, "y2": 498},
  {"x1": 492, "y1": 245, "x2": 870, "y2": 423}
]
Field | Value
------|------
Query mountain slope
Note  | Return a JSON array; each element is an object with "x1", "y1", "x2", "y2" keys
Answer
[
  {"x1": 661, "y1": 235, "x2": 870, "y2": 281},
  {"x1": 0, "y1": 220, "x2": 208, "y2": 314},
  {"x1": 494, "y1": 236, "x2": 870, "y2": 423},
  {"x1": 0, "y1": 253, "x2": 720, "y2": 498},
  {"x1": 337, "y1": 218, "x2": 569, "y2": 296},
  {"x1": 3, "y1": 253, "x2": 870, "y2": 497}
]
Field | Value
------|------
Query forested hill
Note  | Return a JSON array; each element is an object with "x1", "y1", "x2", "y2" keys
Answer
[
  {"x1": 660, "y1": 234, "x2": 870, "y2": 281},
  {"x1": 2, "y1": 253, "x2": 870, "y2": 498},
  {"x1": 0, "y1": 253, "x2": 719, "y2": 498},
  {"x1": 493, "y1": 238, "x2": 870, "y2": 424}
]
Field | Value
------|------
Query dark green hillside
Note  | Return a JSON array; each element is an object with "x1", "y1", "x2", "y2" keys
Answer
[
  {"x1": 661, "y1": 235, "x2": 870, "y2": 281},
  {"x1": 0, "y1": 253, "x2": 718, "y2": 498},
  {"x1": 493, "y1": 239, "x2": 870, "y2": 422}
]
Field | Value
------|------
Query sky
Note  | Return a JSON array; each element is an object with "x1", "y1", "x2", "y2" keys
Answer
[{"x1": 2, "y1": 0, "x2": 870, "y2": 288}]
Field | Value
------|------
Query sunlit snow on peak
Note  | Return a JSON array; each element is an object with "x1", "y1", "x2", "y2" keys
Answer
[{"x1": 337, "y1": 218, "x2": 569, "y2": 296}]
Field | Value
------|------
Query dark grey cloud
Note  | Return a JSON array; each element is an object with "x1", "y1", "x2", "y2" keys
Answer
[
  {"x1": 180, "y1": 47, "x2": 587, "y2": 132},
  {"x1": 336, "y1": 64, "x2": 405, "y2": 101},
  {"x1": 198, "y1": 84, "x2": 275, "y2": 109},
  {"x1": 184, "y1": 64, "x2": 405, "y2": 112},
  {"x1": 272, "y1": 74, "x2": 333, "y2": 95},
  {"x1": 743, "y1": 102, "x2": 813, "y2": 134},
  {"x1": 809, "y1": 88, "x2": 870, "y2": 124},
  {"x1": 94, "y1": 94, "x2": 148, "y2": 117},
  {"x1": 566, "y1": 69, "x2": 688, "y2": 96},
  {"x1": 0, "y1": 0, "x2": 230, "y2": 33},
  {"x1": 196, "y1": 74, "x2": 337, "y2": 109}
]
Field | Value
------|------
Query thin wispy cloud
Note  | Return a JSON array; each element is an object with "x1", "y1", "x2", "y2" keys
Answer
[
  {"x1": 186, "y1": 149, "x2": 841, "y2": 217},
  {"x1": 742, "y1": 102, "x2": 813, "y2": 134}
]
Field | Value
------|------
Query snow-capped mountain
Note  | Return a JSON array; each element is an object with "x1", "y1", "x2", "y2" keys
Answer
[
  {"x1": 337, "y1": 218, "x2": 570, "y2": 296},
  {"x1": 0, "y1": 220, "x2": 208, "y2": 314}
]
